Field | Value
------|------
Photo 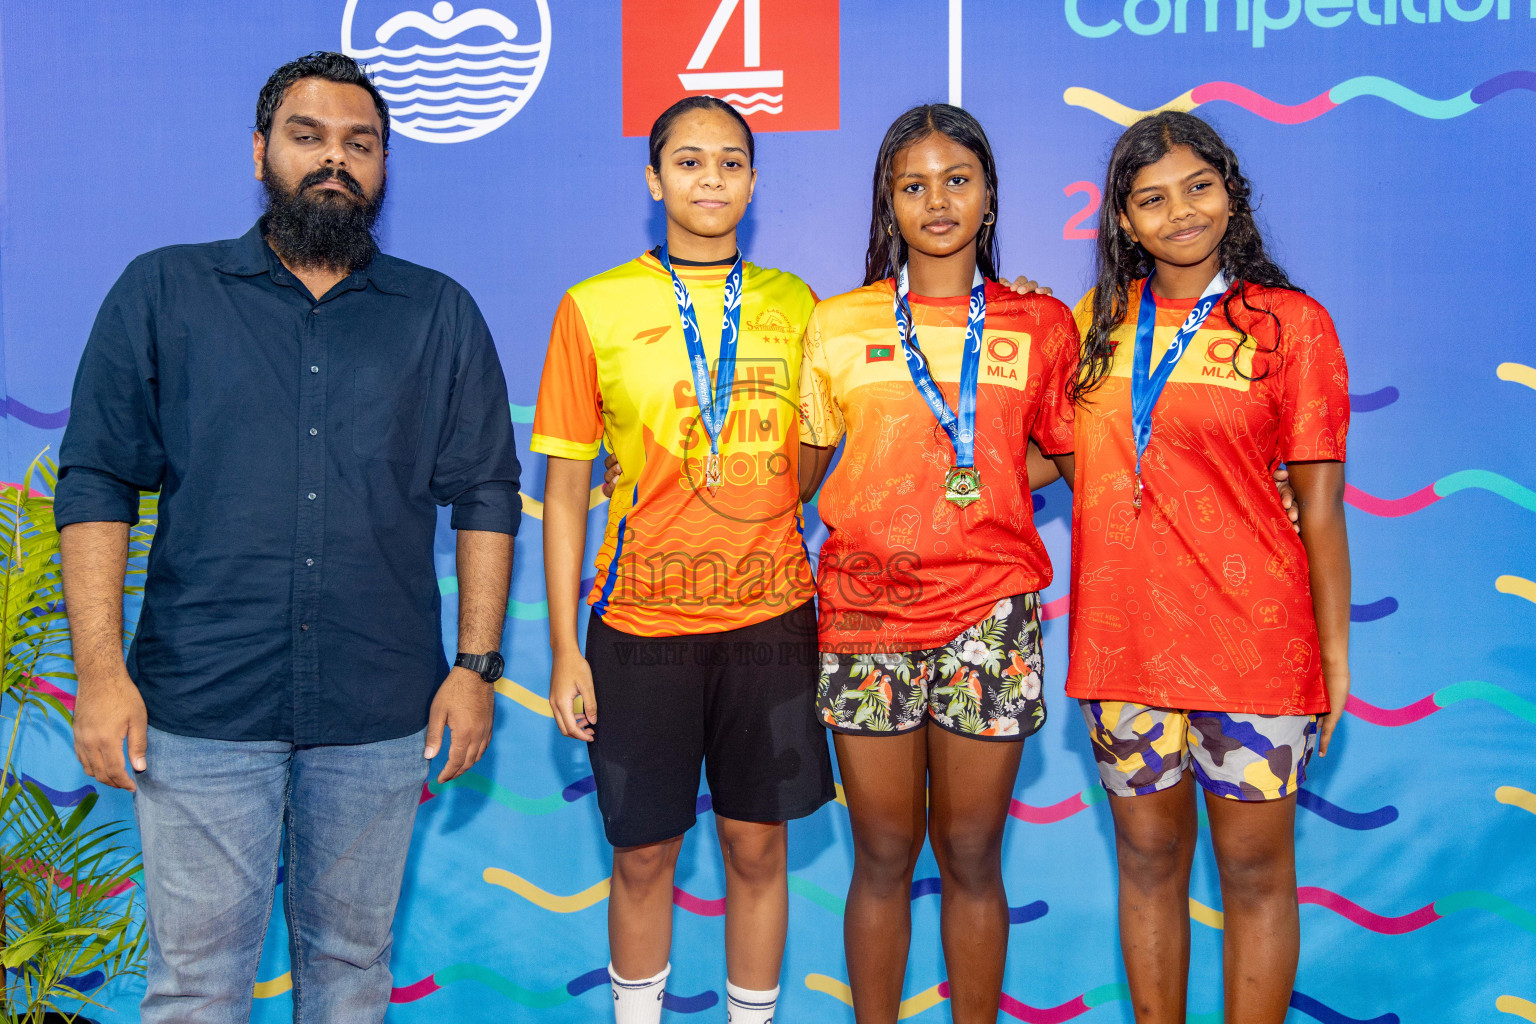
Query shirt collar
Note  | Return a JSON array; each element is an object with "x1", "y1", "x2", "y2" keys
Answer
[{"x1": 214, "y1": 219, "x2": 411, "y2": 298}]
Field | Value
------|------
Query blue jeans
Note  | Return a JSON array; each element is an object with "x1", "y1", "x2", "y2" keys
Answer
[{"x1": 133, "y1": 726, "x2": 429, "y2": 1024}]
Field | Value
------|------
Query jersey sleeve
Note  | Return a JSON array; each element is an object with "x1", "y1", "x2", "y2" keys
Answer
[
  {"x1": 530, "y1": 292, "x2": 605, "y2": 461},
  {"x1": 798, "y1": 304, "x2": 845, "y2": 449},
  {"x1": 1277, "y1": 295, "x2": 1349, "y2": 463},
  {"x1": 1030, "y1": 298, "x2": 1080, "y2": 456}
]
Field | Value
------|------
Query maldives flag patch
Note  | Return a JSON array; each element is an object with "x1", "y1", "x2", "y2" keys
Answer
[{"x1": 866, "y1": 344, "x2": 895, "y2": 362}]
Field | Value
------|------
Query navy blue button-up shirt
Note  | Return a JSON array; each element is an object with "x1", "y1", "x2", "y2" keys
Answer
[{"x1": 56, "y1": 222, "x2": 522, "y2": 744}]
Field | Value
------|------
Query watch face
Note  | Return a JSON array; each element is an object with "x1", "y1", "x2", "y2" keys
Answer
[{"x1": 486, "y1": 652, "x2": 505, "y2": 682}]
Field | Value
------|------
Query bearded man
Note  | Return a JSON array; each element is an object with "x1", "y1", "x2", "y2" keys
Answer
[{"x1": 55, "y1": 52, "x2": 521, "y2": 1024}]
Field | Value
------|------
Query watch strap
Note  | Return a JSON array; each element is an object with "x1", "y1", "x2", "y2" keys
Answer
[{"x1": 454, "y1": 651, "x2": 503, "y2": 682}]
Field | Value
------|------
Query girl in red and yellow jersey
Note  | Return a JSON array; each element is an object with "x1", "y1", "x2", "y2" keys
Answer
[
  {"x1": 1063, "y1": 112, "x2": 1351, "y2": 1023},
  {"x1": 798, "y1": 105, "x2": 1079, "y2": 1024},
  {"x1": 533, "y1": 97, "x2": 832, "y2": 1024}
]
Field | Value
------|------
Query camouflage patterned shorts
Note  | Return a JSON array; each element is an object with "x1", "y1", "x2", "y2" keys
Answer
[
  {"x1": 816, "y1": 593, "x2": 1044, "y2": 741},
  {"x1": 1081, "y1": 700, "x2": 1319, "y2": 801}
]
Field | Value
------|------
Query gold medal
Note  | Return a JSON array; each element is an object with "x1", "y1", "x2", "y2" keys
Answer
[
  {"x1": 1133, "y1": 474, "x2": 1143, "y2": 515},
  {"x1": 706, "y1": 452, "x2": 723, "y2": 495},
  {"x1": 944, "y1": 466, "x2": 982, "y2": 508}
]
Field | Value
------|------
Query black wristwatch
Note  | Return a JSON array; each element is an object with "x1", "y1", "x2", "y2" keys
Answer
[{"x1": 455, "y1": 651, "x2": 504, "y2": 683}]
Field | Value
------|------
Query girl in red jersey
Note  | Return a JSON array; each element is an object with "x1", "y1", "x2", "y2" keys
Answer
[
  {"x1": 798, "y1": 105, "x2": 1080, "y2": 1024},
  {"x1": 1062, "y1": 112, "x2": 1351, "y2": 1023}
]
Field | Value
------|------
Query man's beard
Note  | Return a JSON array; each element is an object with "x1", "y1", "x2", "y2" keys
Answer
[{"x1": 261, "y1": 160, "x2": 386, "y2": 275}]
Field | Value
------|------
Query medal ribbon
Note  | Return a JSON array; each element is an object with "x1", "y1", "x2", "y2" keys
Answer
[
  {"x1": 893, "y1": 264, "x2": 987, "y2": 471},
  {"x1": 660, "y1": 243, "x2": 744, "y2": 464},
  {"x1": 1130, "y1": 272, "x2": 1230, "y2": 479}
]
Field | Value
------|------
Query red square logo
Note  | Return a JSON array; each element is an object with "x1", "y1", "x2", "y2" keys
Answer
[{"x1": 622, "y1": 0, "x2": 839, "y2": 137}]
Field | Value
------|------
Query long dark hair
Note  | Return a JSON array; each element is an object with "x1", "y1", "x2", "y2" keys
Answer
[
  {"x1": 862, "y1": 104, "x2": 1000, "y2": 286},
  {"x1": 1071, "y1": 111, "x2": 1298, "y2": 403},
  {"x1": 647, "y1": 95, "x2": 755, "y2": 170}
]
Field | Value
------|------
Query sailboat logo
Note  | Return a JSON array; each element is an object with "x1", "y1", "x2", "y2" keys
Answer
[{"x1": 342, "y1": 0, "x2": 551, "y2": 144}]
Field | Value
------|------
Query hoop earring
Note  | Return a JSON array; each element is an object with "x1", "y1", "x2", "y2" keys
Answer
[
  {"x1": 886, "y1": 222, "x2": 895, "y2": 238},
  {"x1": 982, "y1": 210, "x2": 996, "y2": 226}
]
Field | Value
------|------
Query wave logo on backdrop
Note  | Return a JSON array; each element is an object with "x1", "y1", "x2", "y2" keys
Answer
[
  {"x1": 621, "y1": 0, "x2": 839, "y2": 136},
  {"x1": 342, "y1": 0, "x2": 551, "y2": 143}
]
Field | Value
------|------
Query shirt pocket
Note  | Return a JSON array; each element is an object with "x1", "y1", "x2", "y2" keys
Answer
[{"x1": 352, "y1": 366, "x2": 426, "y2": 464}]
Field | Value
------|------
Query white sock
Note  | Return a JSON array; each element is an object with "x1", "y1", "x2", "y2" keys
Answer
[
  {"x1": 725, "y1": 980, "x2": 779, "y2": 1024},
  {"x1": 610, "y1": 962, "x2": 669, "y2": 1024}
]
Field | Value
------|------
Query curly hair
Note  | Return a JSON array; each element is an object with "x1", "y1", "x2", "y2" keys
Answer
[
  {"x1": 1071, "y1": 111, "x2": 1299, "y2": 403},
  {"x1": 862, "y1": 104, "x2": 1000, "y2": 286}
]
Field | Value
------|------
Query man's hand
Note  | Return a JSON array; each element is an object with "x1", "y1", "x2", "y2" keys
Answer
[
  {"x1": 601, "y1": 453, "x2": 622, "y2": 499},
  {"x1": 1318, "y1": 668, "x2": 1351, "y2": 757},
  {"x1": 73, "y1": 671, "x2": 148, "y2": 792},
  {"x1": 1003, "y1": 275, "x2": 1052, "y2": 297},
  {"x1": 425, "y1": 667, "x2": 495, "y2": 783},
  {"x1": 549, "y1": 646, "x2": 597, "y2": 742}
]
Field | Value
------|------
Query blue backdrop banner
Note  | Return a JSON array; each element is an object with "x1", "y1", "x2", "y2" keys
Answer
[{"x1": 3, "y1": 1, "x2": 1533, "y2": 1021}]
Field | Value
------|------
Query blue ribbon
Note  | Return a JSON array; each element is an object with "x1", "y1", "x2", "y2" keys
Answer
[
  {"x1": 660, "y1": 243, "x2": 744, "y2": 459},
  {"x1": 893, "y1": 264, "x2": 987, "y2": 471},
  {"x1": 1130, "y1": 272, "x2": 1230, "y2": 480}
]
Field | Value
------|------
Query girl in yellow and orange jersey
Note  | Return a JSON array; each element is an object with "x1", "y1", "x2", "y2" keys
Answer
[{"x1": 533, "y1": 97, "x2": 831, "y2": 1024}]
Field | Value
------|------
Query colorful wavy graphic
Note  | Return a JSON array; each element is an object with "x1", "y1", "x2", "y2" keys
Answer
[
  {"x1": 1347, "y1": 681, "x2": 1536, "y2": 727},
  {"x1": 1349, "y1": 386, "x2": 1399, "y2": 413},
  {"x1": 1294, "y1": 789, "x2": 1398, "y2": 830},
  {"x1": 483, "y1": 867, "x2": 610, "y2": 912},
  {"x1": 0, "y1": 770, "x2": 93, "y2": 807},
  {"x1": 1008, "y1": 783, "x2": 1394, "y2": 830},
  {"x1": 1009, "y1": 786, "x2": 1105, "y2": 824},
  {"x1": 26, "y1": 677, "x2": 76, "y2": 712},
  {"x1": 1300, "y1": 886, "x2": 1536, "y2": 936},
  {"x1": 5, "y1": 966, "x2": 105, "y2": 993},
  {"x1": 1349, "y1": 597, "x2": 1397, "y2": 622},
  {"x1": 1496, "y1": 575, "x2": 1536, "y2": 608},
  {"x1": 1344, "y1": 471, "x2": 1536, "y2": 517},
  {"x1": 1498, "y1": 995, "x2": 1536, "y2": 1022},
  {"x1": 806, "y1": 974, "x2": 1396, "y2": 1023},
  {"x1": 1496, "y1": 786, "x2": 1536, "y2": 816},
  {"x1": 1065, "y1": 72, "x2": 1535, "y2": 126},
  {"x1": 255, "y1": 965, "x2": 717, "y2": 1012},
  {"x1": 4, "y1": 397, "x2": 70, "y2": 429},
  {"x1": 420, "y1": 771, "x2": 571, "y2": 814},
  {"x1": 1200, "y1": 887, "x2": 1536, "y2": 936},
  {"x1": 1498, "y1": 362, "x2": 1536, "y2": 393},
  {"x1": 494, "y1": 678, "x2": 555, "y2": 718}
]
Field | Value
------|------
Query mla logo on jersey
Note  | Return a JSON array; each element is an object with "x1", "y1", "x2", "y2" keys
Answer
[
  {"x1": 342, "y1": 0, "x2": 551, "y2": 144},
  {"x1": 621, "y1": 0, "x2": 839, "y2": 136}
]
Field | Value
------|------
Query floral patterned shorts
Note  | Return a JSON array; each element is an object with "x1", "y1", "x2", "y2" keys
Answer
[{"x1": 816, "y1": 593, "x2": 1045, "y2": 741}]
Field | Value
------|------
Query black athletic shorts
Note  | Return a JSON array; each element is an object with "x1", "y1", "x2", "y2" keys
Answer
[{"x1": 585, "y1": 600, "x2": 835, "y2": 848}]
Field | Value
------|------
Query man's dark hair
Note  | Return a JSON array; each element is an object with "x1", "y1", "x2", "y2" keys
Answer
[{"x1": 256, "y1": 51, "x2": 391, "y2": 150}]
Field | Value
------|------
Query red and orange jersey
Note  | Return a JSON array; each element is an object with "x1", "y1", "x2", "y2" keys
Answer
[
  {"x1": 531, "y1": 252, "x2": 817, "y2": 636},
  {"x1": 801, "y1": 280, "x2": 1078, "y2": 654},
  {"x1": 1065, "y1": 280, "x2": 1350, "y2": 714}
]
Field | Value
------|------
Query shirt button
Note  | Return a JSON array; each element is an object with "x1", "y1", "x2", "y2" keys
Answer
[
  {"x1": 310, "y1": 365, "x2": 320, "y2": 373},
  {"x1": 300, "y1": 623, "x2": 310, "y2": 631},
  {"x1": 309, "y1": 427, "x2": 318, "y2": 436},
  {"x1": 306, "y1": 558, "x2": 314, "y2": 566},
  {"x1": 310, "y1": 309, "x2": 319, "y2": 316},
  {"x1": 307, "y1": 492, "x2": 316, "y2": 500}
]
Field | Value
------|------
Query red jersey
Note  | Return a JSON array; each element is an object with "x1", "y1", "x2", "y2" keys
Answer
[
  {"x1": 801, "y1": 280, "x2": 1078, "y2": 653},
  {"x1": 1065, "y1": 280, "x2": 1349, "y2": 714}
]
